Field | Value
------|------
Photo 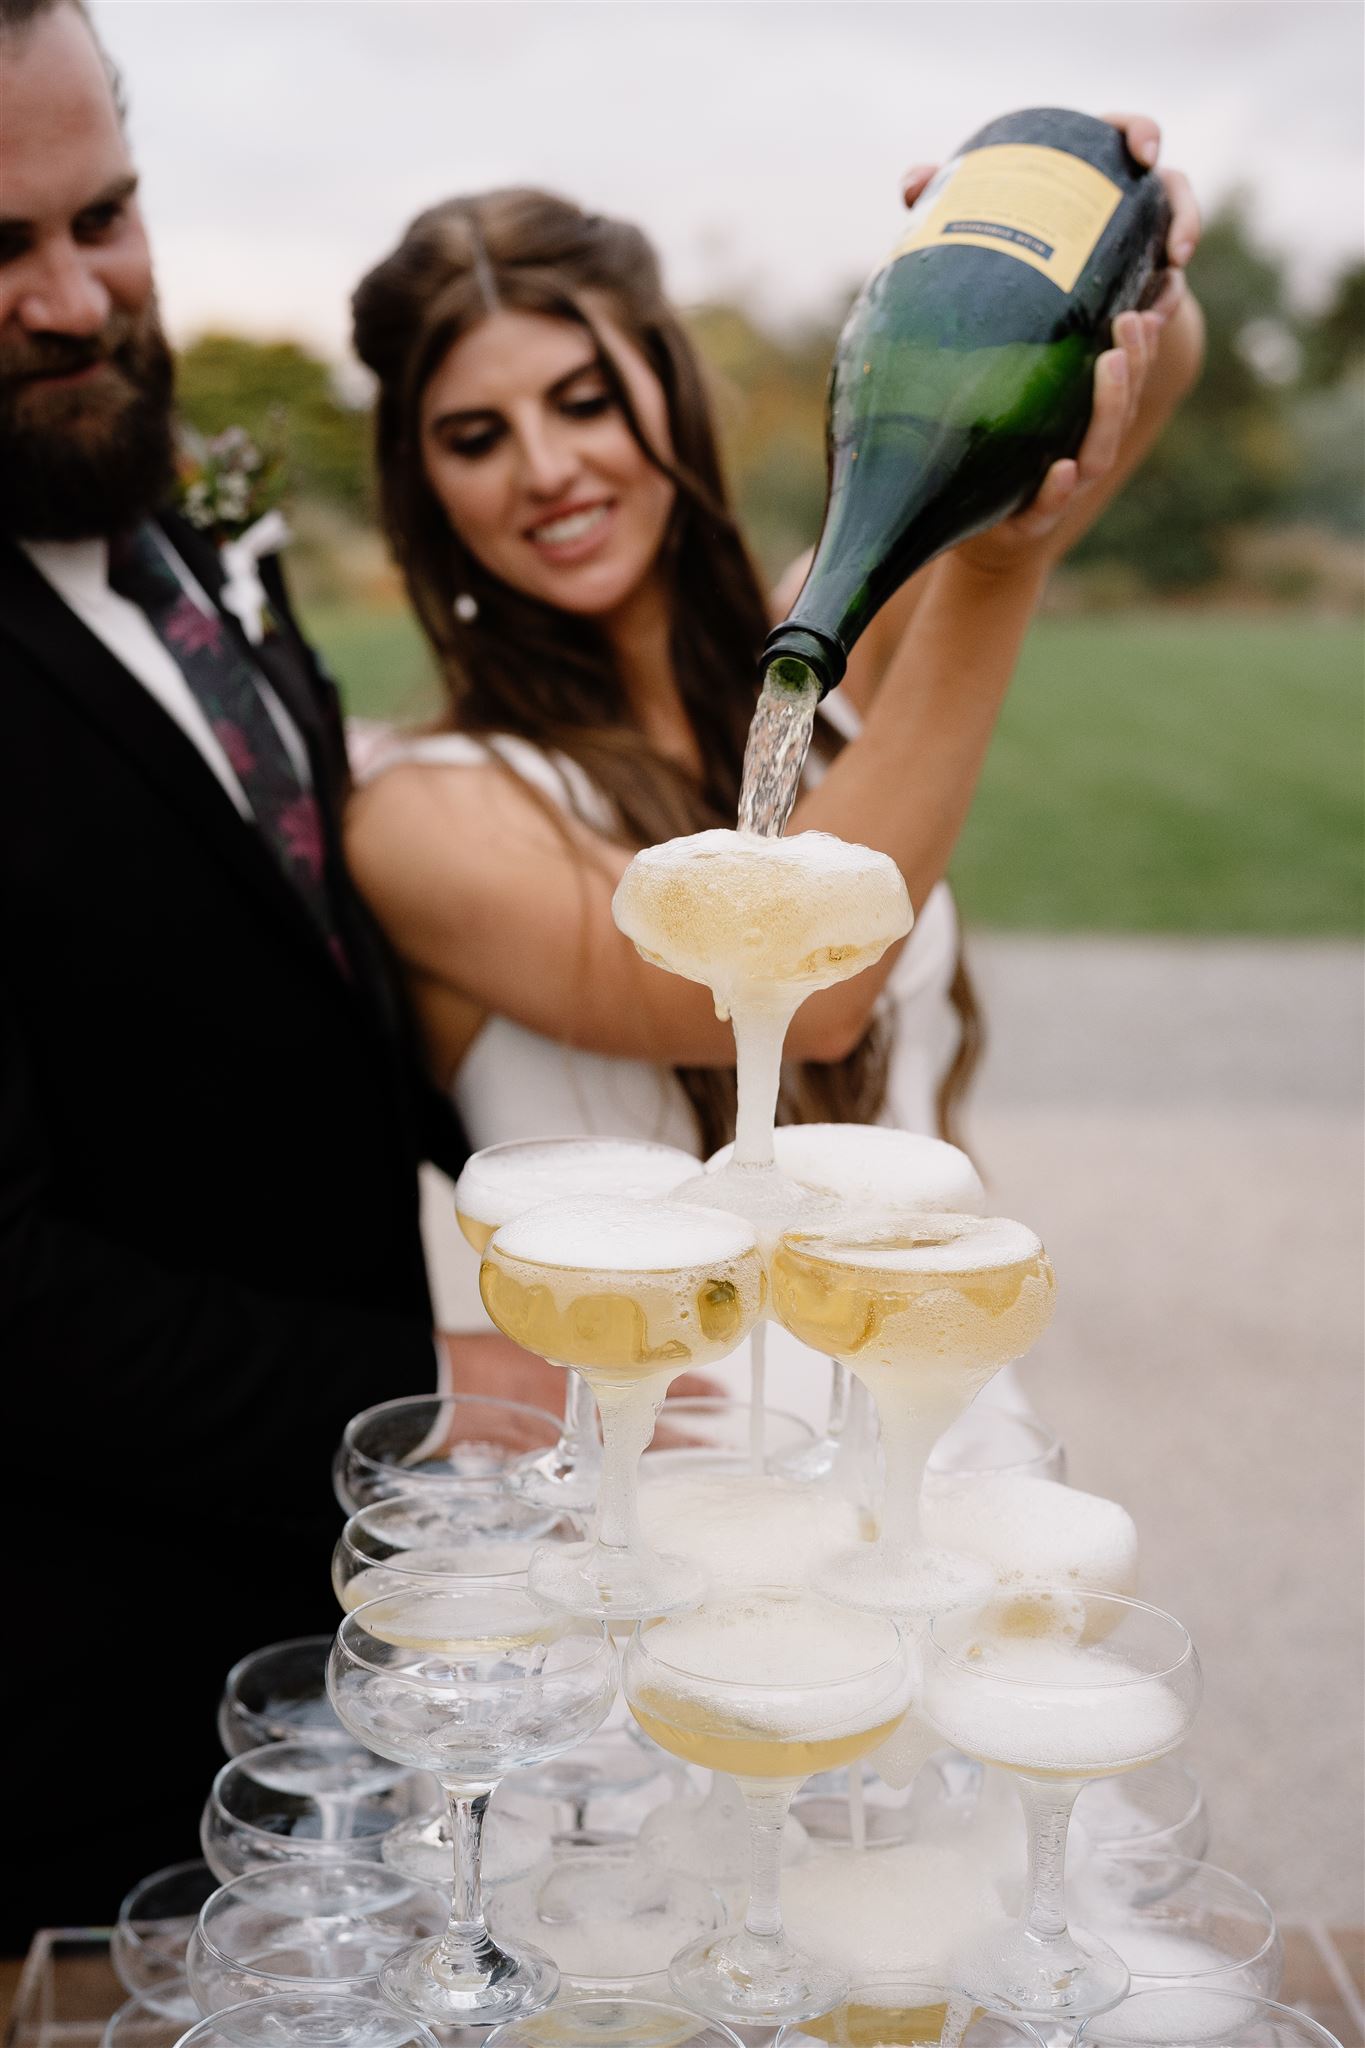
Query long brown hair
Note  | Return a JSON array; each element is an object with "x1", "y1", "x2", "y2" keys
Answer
[{"x1": 353, "y1": 188, "x2": 977, "y2": 1154}]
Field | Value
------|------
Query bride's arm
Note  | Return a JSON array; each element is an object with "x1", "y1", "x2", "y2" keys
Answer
[{"x1": 349, "y1": 449, "x2": 1081, "y2": 1079}]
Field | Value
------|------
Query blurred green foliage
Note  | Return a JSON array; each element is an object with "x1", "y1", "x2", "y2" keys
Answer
[
  {"x1": 176, "y1": 335, "x2": 372, "y2": 516},
  {"x1": 174, "y1": 200, "x2": 1363, "y2": 599}
]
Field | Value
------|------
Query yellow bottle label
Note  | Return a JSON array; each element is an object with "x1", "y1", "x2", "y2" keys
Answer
[{"x1": 887, "y1": 142, "x2": 1122, "y2": 294}]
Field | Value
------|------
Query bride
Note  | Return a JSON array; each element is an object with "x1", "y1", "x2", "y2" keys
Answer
[{"x1": 344, "y1": 140, "x2": 1202, "y2": 1348}]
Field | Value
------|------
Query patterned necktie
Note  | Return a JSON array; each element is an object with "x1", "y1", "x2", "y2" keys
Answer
[{"x1": 109, "y1": 522, "x2": 348, "y2": 975}]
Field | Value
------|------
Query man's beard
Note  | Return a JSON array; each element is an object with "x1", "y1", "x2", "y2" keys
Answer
[{"x1": 0, "y1": 304, "x2": 178, "y2": 542}]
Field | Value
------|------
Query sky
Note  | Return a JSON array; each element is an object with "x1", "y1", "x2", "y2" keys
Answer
[{"x1": 94, "y1": 0, "x2": 1365, "y2": 363}]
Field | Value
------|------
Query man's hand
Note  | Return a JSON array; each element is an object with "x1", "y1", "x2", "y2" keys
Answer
[
  {"x1": 439, "y1": 1329, "x2": 569, "y2": 1429},
  {"x1": 438, "y1": 1332, "x2": 723, "y2": 1435}
]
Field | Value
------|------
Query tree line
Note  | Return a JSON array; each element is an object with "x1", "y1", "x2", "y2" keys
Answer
[{"x1": 175, "y1": 199, "x2": 1363, "y2": 605}]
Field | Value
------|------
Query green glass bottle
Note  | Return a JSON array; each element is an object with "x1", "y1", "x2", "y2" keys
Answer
[{"x1": 761, "y1": 107, "x2": 1171, "y2": 698}]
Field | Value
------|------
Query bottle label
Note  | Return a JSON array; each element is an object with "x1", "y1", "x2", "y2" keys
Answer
[{"x1": 888, "y1": 143, "x2": 1122, "y2": 294}]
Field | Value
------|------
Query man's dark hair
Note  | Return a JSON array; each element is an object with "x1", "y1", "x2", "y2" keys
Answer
[{"x1": 0, "y1": 0, "x2": 124, "y2": 115}]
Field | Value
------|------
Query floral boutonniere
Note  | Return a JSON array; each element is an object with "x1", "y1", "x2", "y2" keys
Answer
[{"x1": 176, "y1": 424, "x2": 291, "y2": 645}]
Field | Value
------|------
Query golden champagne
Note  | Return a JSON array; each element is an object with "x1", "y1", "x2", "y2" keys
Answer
[
  {"x1": 772, "y1": 1213, "x2": 1055, "y2": 1400},
  {"x1": 631, "y1": 1694, "x2": 904, "y2": 1780},
  {"x1": 480, "y1": 1202, "x2": 764, "y2": 1379},
  {"x1": 801, "y1": 2001, "x2": 972, "y2": 2048}
]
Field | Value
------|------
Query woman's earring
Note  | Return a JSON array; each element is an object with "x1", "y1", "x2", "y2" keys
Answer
[{"x1": 453, "y1": 592, "x2": 479, "y2": 624}]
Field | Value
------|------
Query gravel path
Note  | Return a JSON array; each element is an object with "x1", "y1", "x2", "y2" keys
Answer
[{"x1": 966, "y1": 935, "x2": 1362, "y2": 1922}]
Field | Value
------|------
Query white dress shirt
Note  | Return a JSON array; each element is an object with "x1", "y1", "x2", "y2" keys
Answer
[{"x1": 21, "y1": 531, "x2": 311, "y2": 816}]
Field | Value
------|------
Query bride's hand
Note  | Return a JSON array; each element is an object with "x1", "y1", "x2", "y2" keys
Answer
[
  {"x1": 897, "y1": 112, "x2": 1201, "y2": 576},
  {"x1": 950, "y1": 310, "x2": 1154, "y2": 573}
]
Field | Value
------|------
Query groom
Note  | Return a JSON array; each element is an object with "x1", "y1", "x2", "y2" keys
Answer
[{"x1": 0, "y1": 0, "x2": 540, "y2": 1945}]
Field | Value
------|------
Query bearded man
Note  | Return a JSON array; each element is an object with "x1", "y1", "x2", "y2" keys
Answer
[{"x1": 0, "y1": 0, "x2": 540, "y2": 1946}]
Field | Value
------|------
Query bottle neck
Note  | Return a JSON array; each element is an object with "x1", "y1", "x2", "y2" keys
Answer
[{"x1": 758, "y1": 627, "x2": 846, "y2": 699}]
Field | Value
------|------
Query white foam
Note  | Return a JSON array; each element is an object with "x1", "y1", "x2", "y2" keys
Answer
[
  {"x1": 637, "y1": 1592, "x2": 907, "y2": 1741},
  {"x1": 487, "y1": 1852, "x2": 719, "y2": 1987},
  {"x1": 673, "y1": 1162, "x2": 836, "y2": 1258},
  {"x1": 1084, "y1": 1988, "x2": 1266, "y2": 2042},
  {"x1": 492, "y1": 1196, "x2": 756, "y2": 1271},
  {"x1": 613, "y1": 828, "x2": 911, "y2": 1009},
  {"x1": 638, "y1": 1470, "x2": 865, "y2": 1590},
  {"x1": 922, "y1": 1477, "x2": 1139, "y2": 1597},
  {"x1": 786, "y1": 1213, "x2": 1042, "y2": 1276},
  {"x1": 454, "y1": 1138, "x2": 696, "y2": 1229},
  {"x1": 922, "y1": 1635, "x2": 1191, "y2": 1776},
  {"x1": 710, "y1": 1125, "x2": 984, "y2": 1215},
  {"x1": 782, "y1": 1839, "x2": 1003, "y2": 1980}
]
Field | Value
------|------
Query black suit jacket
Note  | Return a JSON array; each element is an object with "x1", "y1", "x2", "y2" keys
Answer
[{"x1": 0, "y1": 515, "x2": 465, "y2": 1938}]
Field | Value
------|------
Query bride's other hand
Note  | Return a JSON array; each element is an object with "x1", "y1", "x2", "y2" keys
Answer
[{"x1": 900, "y1": 110, "x2": 1201, "y2": 326}]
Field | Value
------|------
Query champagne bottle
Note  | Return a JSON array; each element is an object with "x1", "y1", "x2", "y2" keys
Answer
[{"x1": 762, "y1": 107, "x2": 1171, "y2": 698}]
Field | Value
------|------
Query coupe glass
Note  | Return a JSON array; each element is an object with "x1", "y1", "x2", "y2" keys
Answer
[
  {"x1": 112, "y1": 1861, "x2": 217, "y2": 2008},
  {"x1": 644, "y1": 1395, "x2": 816, "y2": 1473},
  {"x1": 1076, "y1": 1989, "x2": 1344, "y2": 2048},
  {"x1": 218, "y1": 1637, "x2": 344, "y2": 1754},
  {"x1": 1076, "y1": 1857, "x2": 1282, "y2": 2000},
  {"x1": 172, "y1": 1992, "x2": 442, "y2": 2047},
  {"x1": 486, "y1": 1998, "x2": 747, "y2": 2046},
  {"x1": 921, "y1": 1590, "x2": 1202, "y2": 2021},
  {"x1": 928, "y1": 1408, "x2": 1066, "y2": 1485},
  {"x1": 454, "y1": 1136, "x2": 700, "y2": 1509},
  {"x1": 332, "y1": 1494, "x2": 585, "y2": 1610},
  {"x1": 791, "y1": 1761, "x2": 913, "y2": 1847},
  {"x1": 202, "y1": 1739, "x2": 430, "y2": 1882},
  {"x1": 480, "y1": 1196, "x2": 765, "y2": 1617},
  {"x1": 185, "y1": 1860, "x2": 447, "y2": 2012},
  {"x1": 771, "y1": 1214, "x2": 1057, "y2": 1616},
  {"x1": 775, "y1": 1975, "x2": 1050, "y2": 2047},
  {"x1": 334, "y1": 1392, "x2": 566, "y2": 1515},
  {"x1": 488, "y1": 1839, "x2": 726, "y2": 2000},
  {"x1": 515, "y1": 1723, "x2": 672, "y2": 1836},
  {"x1": 101, "y1": 1992, "x2": 194, "y2": 2047},
  {"x1": 706, "y1": 1123, "x2": 987, "y2": 1483},
  {"x1": 328, "y1": 1584, "x2": 617, "y2": 2026},
  {"x1": 640, "y1": 1395, "x2": 861, "y2": 1597},
  {"x1": 624, "y1": 1589, "x2": 912, "y2": 2025},
  {"x1": 1074, "y1": 1759, "x2": 1210, "y2": 1872}
]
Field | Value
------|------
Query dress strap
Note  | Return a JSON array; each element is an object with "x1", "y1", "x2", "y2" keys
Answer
[{"x1": 348, "y1": 722, "x2": 612, "y2": 827}]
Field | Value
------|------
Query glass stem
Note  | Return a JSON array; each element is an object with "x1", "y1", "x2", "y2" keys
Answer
[
  {"x1": 561, "y1": 1370, "x2": 601, "y2": 1467},
  {"x1": 738, "y1": 1776, "x2": 798, "y2": 1942},
  {"x1": 749, "y1": 1321, "x2": 768, "y2": 1473},
  {"x1": 870, "y1": 1395, "x2": 943, "y2": 1554},
  {"x1": 1014, "y1": 1773, "x2": 1084, "y2": 1944},
  {"x1": 730, "y1": 1001, "x2": 799, "y2": 1166},
  {"x1": 437, "y1": 1781, "x2": 498, "y2": 1970},
  {"x1": 825, "y1": 1358, "x2": 851, "y2": 1442},
  {"x1": 593, "y1": 1374, "x2": 668, "y2": 1552}
]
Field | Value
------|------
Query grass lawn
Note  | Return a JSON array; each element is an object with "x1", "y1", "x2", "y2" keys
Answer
[{"x1": 301, "y1": 599, "x2": 1363, "y2": 935}]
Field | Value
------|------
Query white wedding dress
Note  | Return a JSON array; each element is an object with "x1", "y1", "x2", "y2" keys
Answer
[{"x1": 354, "y1": 698, "x2": 971, "y2": 1420}]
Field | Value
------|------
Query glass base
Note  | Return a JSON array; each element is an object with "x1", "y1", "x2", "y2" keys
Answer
[
  {"x1": 669, "y1": 1926, "x2": 849, "y2": 2026},
  {"x1": 529, "y1": 1537, "x2": 705, "y2": 1621},
  {"x1": 969, "y1": 1922, "x2": 1130, "y2": 2020},
  {"x1": 815, "y1": 1537, "x2": 998, "y2": 1619},
  {"x1": 378, "y1": 1930, "x2": 558, "y2": 2027},
  {"x1": 512, "y1": 1438, "x2": 601, "y2": 1514}
]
